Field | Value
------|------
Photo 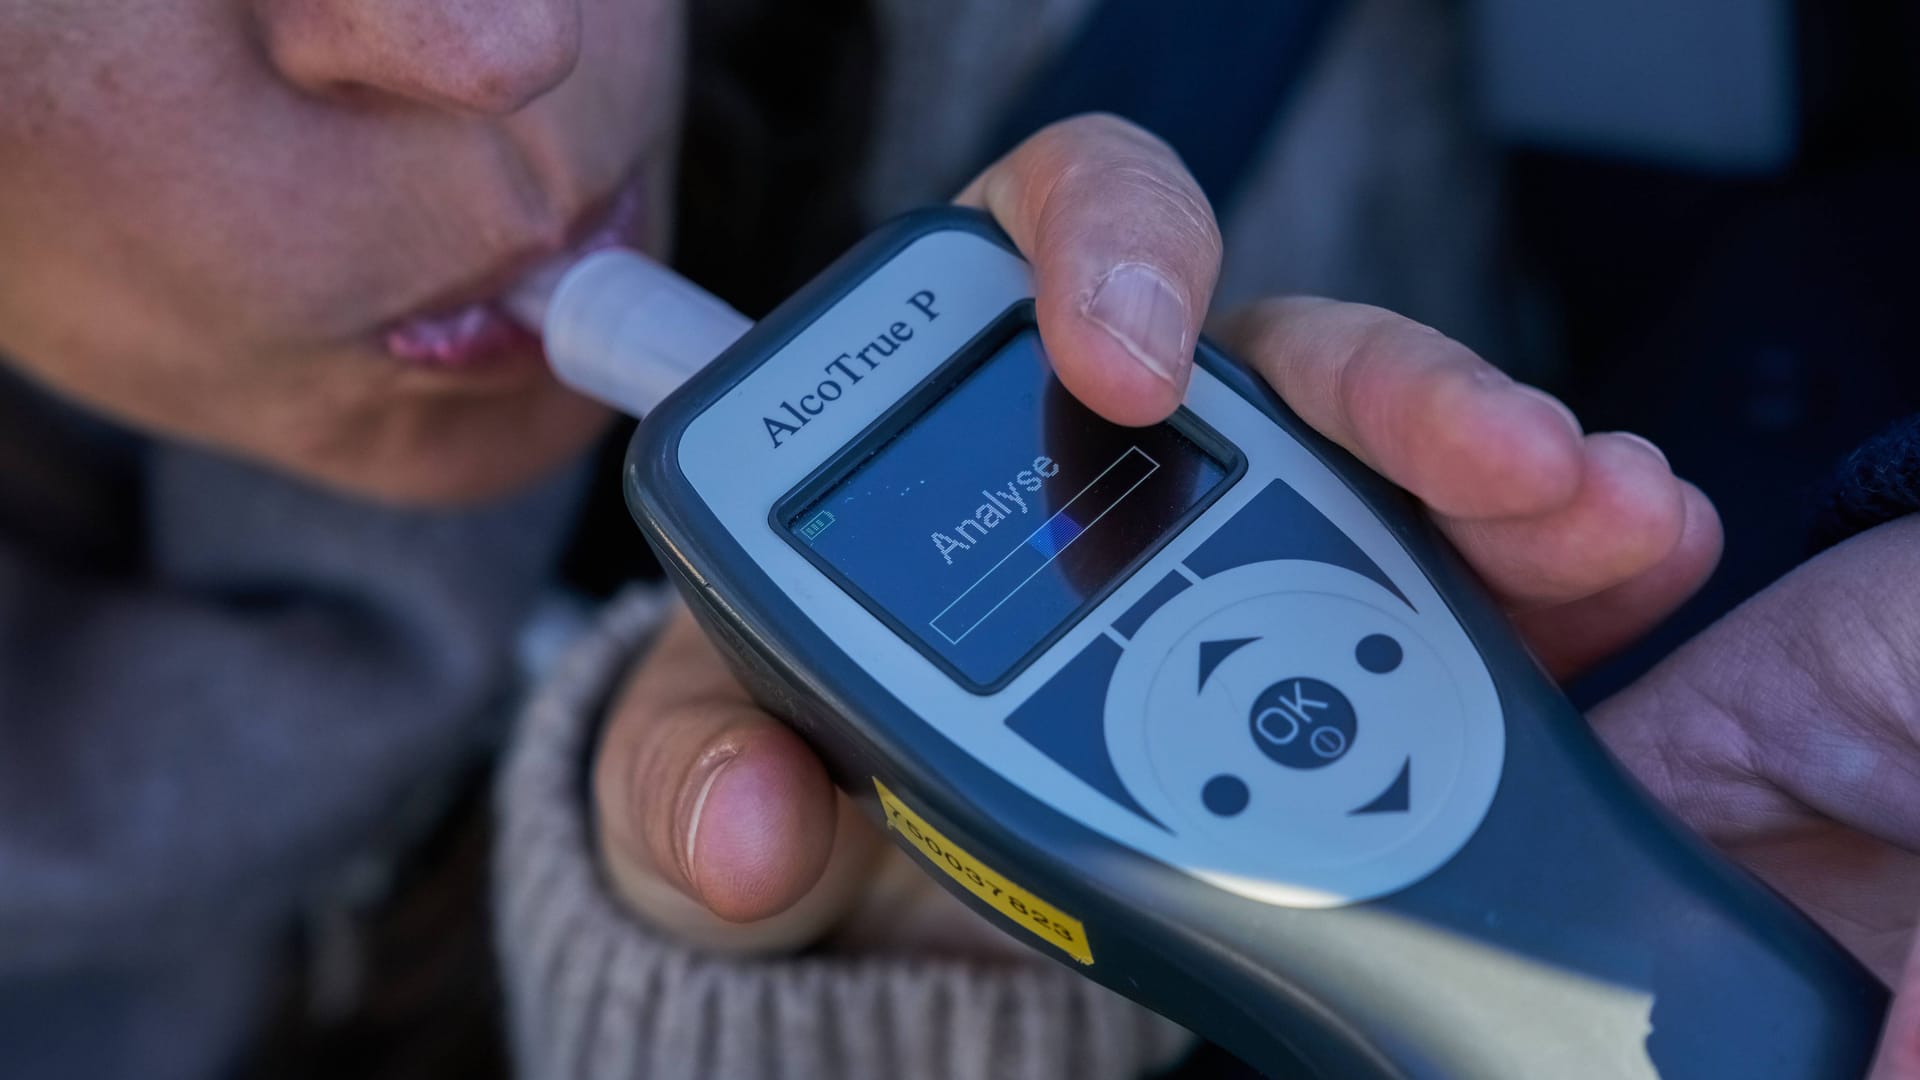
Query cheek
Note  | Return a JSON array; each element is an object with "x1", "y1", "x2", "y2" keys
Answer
[
  {"x1": 0, "y1": 10, "x2": 283, "y2": 451},
  {"x1": 0, "y1": 5, "x2": 348, "y2": 369},
  {"x1": 0, "y1": 0, "x2": 685, "y2": 503}
]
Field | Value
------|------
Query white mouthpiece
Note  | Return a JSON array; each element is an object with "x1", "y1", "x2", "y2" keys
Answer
[{"x1": 508, "y1": 249, "x2": 750, "y2": 417}]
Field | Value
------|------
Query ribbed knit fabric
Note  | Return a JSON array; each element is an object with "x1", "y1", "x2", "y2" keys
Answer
[
  {"x1": 1810, "y1": 413, "x2": 1920, "y2": 554},
  {"x1": 493, "y1": 586, "x2": 1194, "y2": 1080}
]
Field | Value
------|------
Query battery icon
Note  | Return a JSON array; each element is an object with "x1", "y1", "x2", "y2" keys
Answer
[{"x1": 798, "y1": 510, "x2": 837, "y2": 542}]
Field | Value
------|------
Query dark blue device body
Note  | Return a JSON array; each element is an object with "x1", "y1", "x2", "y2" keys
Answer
[{"x1": 625, "y1": 208, "x2": 1886, "y2": 1078}]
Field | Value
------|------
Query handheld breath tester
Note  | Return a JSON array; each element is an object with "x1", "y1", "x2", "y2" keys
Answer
[{"x1": 617, "y1": 209, "x2": 1885, "y2": 1078}]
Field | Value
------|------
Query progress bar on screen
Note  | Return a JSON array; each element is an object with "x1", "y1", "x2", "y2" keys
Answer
[{"x1": 930, "y1": 446, "x2": 1160, "y2": 645}]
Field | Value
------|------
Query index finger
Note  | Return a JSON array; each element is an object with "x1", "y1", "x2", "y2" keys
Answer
[
  {"x1": 956, "y1": 114, "x2": 1222, "y2": 427},
  {"x1": 1214, "y1": 297, "x2": 1589, "y2": 520}
]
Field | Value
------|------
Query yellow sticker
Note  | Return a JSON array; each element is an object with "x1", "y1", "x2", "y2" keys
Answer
[{"x1": 873, "y1": 778, "x2": 1093, "y2": 965}]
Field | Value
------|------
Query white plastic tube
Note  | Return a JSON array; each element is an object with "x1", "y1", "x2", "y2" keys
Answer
[{"x1": 505, "y1": 249, "x2": 750, "y2": 417}]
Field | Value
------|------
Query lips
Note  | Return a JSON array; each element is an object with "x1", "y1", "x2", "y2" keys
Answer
[
  {"x1": 383, "y1": 302, "x2": 540, "y2": 368},
  {"x1": 381, "y1": 175, "x2": 650, "y2": 371}
]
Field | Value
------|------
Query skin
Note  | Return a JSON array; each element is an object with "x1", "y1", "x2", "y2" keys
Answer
[
  {"x1": 0, "y1": 0, "x2": 1907, "y2": 1064},
  {"x1": 0, "y1": 0, "x2": 680, "y2": 504},
  {"x1": 1592, "y1": 519, "x2": 1920, "y2": 1051}
]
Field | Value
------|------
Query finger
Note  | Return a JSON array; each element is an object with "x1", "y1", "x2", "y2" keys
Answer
[
  {"x1": 956, "y1": 113, "x2": 1222, "y2": 426},
  {"x1": 1509, "y1": 481, "x2": 1722, "y2": 678},
  {"x1": 593, "y1": 606, "x2": 886, "y2": 950},
  {"x1": 1436, "y1": 433, "x2": 1692, "y2": 607},
  {"x1": 1870, "y1": 925, "x2": 1920, "y2": 1079},
  {"x1": 1214, "y1": 298, "x2": 1585, "y2": 520}
]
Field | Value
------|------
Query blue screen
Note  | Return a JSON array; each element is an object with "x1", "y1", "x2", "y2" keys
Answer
[{"x1": 786, "y1": 329, "x2": 1231, "y2": 689}]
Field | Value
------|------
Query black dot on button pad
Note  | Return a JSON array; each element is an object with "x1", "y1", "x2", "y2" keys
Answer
[
  {"x1": 1356, "y1": 633, "x2": 1403, "y2": 674},
  {"x1": 1202, "y1": 775, "x2": 1250, "y2": 816}
]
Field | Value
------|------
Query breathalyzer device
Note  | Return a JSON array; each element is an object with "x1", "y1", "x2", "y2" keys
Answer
[{"x1": 598, "y1": 209, "x2": 1884, "y2": 1078}]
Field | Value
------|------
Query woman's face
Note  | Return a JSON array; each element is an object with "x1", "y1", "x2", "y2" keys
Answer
[{"x1": 0, "y1": 0, "x2": 683, "y2": 503}]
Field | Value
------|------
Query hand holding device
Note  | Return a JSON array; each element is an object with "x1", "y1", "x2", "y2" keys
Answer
[
  {"x1": 558, "y1": 117, "x2": 1714, "y2": 952},
  {"x1": 617, "y1": 206, "x2": 1880, "y2": 1076},
  {"x1": 533, "y1": 115, "x2": 1881, "y2": 1068}
]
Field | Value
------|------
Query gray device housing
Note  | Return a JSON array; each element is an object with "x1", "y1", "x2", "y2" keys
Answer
[{"x1": 625, "y1": 208, "x2": 1886, "y2": 1078}]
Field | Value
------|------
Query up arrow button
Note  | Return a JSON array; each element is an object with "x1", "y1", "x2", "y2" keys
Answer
[{"x1": 1197, "y1": 638, "x2": 1258, "y2": 692}]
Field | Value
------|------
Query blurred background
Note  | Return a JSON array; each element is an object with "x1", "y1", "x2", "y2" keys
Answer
[{"x1": 594, "y1": 0, "x2": 1920, "y2": 712}]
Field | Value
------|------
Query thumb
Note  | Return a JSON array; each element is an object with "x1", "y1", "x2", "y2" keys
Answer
[{"x1": 592, "y1": 605, "x2": 887, "y2": 951}]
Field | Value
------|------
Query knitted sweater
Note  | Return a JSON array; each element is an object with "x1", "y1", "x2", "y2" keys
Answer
[
  {"x1": 494, "y1": 586, "x2": 1194, "y2": 1080},
  {"x1": 1811, "y1": 415, "x2": 1920, "y2": 554}
]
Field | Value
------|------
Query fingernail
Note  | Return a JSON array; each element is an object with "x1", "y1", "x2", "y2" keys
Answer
[
  {"x1": 675, "y1": 747, "x2": 739, "y2": 894},
  {"x1": 1513, "y1": 383, "x2": 1583, "y2": 438},
  {"x1": 1083, "y1": 262, "x2": 1189, "y2": 387},
  {"x1": 1608, "y1": 430, "x2": 1670, "y2": 469}
]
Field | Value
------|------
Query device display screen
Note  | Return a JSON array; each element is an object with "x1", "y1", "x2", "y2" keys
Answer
[{"x1": 784, "y1": 326, "x2": 1234, "y2": 690}]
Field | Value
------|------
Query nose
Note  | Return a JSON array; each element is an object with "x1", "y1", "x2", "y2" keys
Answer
[{"x1": 257, "y1": 0, "x2": 582, "y2": 115}]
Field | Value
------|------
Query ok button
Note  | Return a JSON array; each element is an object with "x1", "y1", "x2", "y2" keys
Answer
[{"x1": 1250, "y1": 677, "x2": 1357, "y2": 769}]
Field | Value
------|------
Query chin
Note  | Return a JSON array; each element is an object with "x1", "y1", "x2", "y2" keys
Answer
[{"x1": 282, "y1": 380, "x2": 617, "y2": 508}]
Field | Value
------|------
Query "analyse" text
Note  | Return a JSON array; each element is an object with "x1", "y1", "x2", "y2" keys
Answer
[{"x1": 930, "y1": 456, "x2": 1061, "y2": 566}]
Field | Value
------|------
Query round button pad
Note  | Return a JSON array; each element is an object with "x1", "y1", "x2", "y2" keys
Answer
[
  {"x1": 1249, "y1": 676, "x2": 1357, "y2": 769},
  {"x1": 1104, "y1": 561, "x2": 1505, "y2": 907}
]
